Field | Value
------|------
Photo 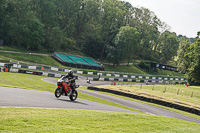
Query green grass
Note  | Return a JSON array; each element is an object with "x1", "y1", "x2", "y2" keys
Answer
[
  {"x1": 0, "y1": 107, "x2": 199, "y2": 133},
  {"x1": 148, "y1": 69, "x2": 184, "y2": 76},
  {"x1": 105, "y1": 64, "x2": 146, "y2": 74},
  {"x1": 0, "y1": 72, "x2": 57, "y2": 92},
  {"x1": 0, "y1": 46, "x2": 49, "y2": 53},
  {"x1": 82, "y1": 86, "x2": 200, "y2": 121},
  {"x1": 0, "y1": 46, "x2": 28, "y2": 52},
  {"x1": 104, "y1": 64, "x2": 184, "y2": 77},
  {"x1": 97, "y1": 85, "x2": 200, "y2": 111},
  {"x1": 0, "y1": 51, "x2": 63, "y2": 67}
]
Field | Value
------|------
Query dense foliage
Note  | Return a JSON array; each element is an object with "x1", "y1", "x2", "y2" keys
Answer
[
  {"x1": 0, "y1": 0, "x2": 199, "y2": 83},
  {"x1": 138, "y1": 61, "x2": 150, "y2": 71},
  {"x1": 106, "y1": 25, "x2": 139, "y2": 65},
  {"x1": 0, "y1": 0, "x2": 181, "y2": 64},
  {"x1": 177, "y1": 32, "x2": 200, "y2": 85}
]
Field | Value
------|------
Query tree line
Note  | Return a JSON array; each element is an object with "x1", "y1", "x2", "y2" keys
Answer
[
  {"x1": 0, "y1": 0, "x2": 181, "y2": 63},
  {"x1": 177, "y1": 32, "x2": 200, "y2": 85},
  {"x1": 0, "y1": 0, "x2": 199, "y2": 84}
]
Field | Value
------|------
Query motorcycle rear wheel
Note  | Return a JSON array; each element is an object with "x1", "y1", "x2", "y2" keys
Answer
[
  {"x1": 55, "y1": 87, "x2": 62, "y2": 98},
  {"x1": 69, "y1": 90, "x2": 78, "y2": 101}
]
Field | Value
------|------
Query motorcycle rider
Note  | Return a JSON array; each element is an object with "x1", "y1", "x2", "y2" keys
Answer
[{"x1": 63, "y1": 70, "x2": 76, "y2": 91}]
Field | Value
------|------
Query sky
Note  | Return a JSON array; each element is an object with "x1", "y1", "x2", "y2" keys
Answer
[{"x1": 126, "y1": 0, "x2": 200, "y2": 38}]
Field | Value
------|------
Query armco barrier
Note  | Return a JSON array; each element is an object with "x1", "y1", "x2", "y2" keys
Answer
[{"x1": 87, "y1": 87, "x2": 200, "y2": 116}]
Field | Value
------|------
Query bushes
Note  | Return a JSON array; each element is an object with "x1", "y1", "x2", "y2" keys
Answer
[{"x1": 138, "y1": 61, "x2": 150, "y2": 71}]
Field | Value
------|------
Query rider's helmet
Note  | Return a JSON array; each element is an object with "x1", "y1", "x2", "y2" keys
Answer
[{"x1": 68, "y1": 70, "x2": 73, "y2": 77}]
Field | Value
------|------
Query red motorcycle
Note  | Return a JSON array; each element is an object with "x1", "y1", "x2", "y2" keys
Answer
[{"x1": 55, "y1": 77, "x2": 78, "y2": 101}]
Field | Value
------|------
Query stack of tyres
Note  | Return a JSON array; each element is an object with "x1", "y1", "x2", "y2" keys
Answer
[{"x1": 3, "y1": 64, "x2": 13, "y2": 72}]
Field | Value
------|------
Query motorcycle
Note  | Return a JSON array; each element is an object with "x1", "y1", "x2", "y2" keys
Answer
[{"x1": 55, "y1": 76, "x2": 79, "y2": 101}]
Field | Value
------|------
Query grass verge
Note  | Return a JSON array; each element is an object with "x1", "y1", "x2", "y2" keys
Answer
[
  {"x1": 0, "y1": 51, "x2": 63, "y2": 67},
  {"x1": 104, "y1": 64, "x2": 184, "y2": 77},
  {"x1": 0, "y1": 107, "x2": 199, "y2": 133},
  {"x1": 84, "y1": 86, "x2": 200, "y2": 120},
  {"x1": 95, "y1": 85, "x2": 200, "y2": 110}
]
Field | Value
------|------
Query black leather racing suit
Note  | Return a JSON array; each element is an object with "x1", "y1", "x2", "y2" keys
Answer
[{"x1": 63, "y1": 74, "x2": 76, "y2": 90}]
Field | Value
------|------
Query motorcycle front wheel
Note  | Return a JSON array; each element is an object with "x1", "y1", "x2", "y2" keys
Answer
[
  {"x1": 69, "y1": 90, "x2": 78, "y2": 101},
  {"x1": 55, "y1": 87, "x2": 62, "y2": 98}
]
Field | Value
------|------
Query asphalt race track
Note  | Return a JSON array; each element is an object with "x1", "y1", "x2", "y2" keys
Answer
[
  {"x1": 0, "y1": 86, "x2": 137, "y2": 113},
  {"x1": 0, "y1": 74, "x2": 200, "y2": 123}
]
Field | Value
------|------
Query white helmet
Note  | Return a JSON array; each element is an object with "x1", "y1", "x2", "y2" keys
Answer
[{"x1": 68, "y1": 70, "x2": 73, "y2": 76}]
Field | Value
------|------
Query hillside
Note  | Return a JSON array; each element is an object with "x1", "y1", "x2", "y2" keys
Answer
[
  {"x1": 0, "y1": 0, "x2": 185, "y2": 65},
  {"x1": 0, "y1": 46, "x2": 184, "y2": 77}
]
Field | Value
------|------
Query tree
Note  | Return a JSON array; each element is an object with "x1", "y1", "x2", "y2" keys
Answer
[
  {"x1": 176, "y1": 31, "x2": 200, "y2": 85},
  {"x1": 80, "y1": 27, "x2": 104, "y2": 58},
  {"x1": 30, "y1": 0, "x2": 58, "y2": 29},
  {"x1": 47, "y1": 27, "x2": 69, "y2": 52},
  {"x1": 1, "y1": 0, "x2": 45, "y2": 50},
  {"x1": 100, "y1": 0, "x2": 127, "y2": 59},
  {"x1": 130, "y1": 7, "x2": 163, "y2": 60},
  {"x1": 177, "y1": 37, "x2": 191, "y2": 73},
  {"x1": 107, "y1": 25, "x2": 139, "y2": 65},
  {"x1": 185, "y1": 32, "x2": 200, "y2": 84},
  {"x1": 79, "y1": 0, "x2": 104, "y2": 58},
  {"x1": 139, "y1": 61, "x2": 150, "y2": 71},
  {"x1": 21, "y1": 18, "x2": 45, "y2": 50},
  {"x1": 159, "y1": 31, "x2": 179, "y2": 63},
  {"x1": 0, "y1": 0, "x2": 6, "y2": 39},
  {"x1": 54, "y1": 0, "x2": 84, "y2": 38}
]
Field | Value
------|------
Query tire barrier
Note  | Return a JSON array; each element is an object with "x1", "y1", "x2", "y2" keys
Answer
[
  {"x1": 9, "y1": 68, "x2": 78, "y2": 79},
  {"x1": 0, "y1": 62, "x2": 185, "y2": 84},
  {"x1": 87, "y1": 77, "x2": 185, "y2": 84},
  {"x1": 87, "y1": 87, "x2": 200, "y2": 116},
  {"x1": 18, "y1": 70, "x2": 43, "y2": 75}
]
